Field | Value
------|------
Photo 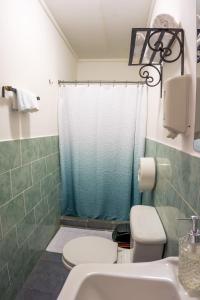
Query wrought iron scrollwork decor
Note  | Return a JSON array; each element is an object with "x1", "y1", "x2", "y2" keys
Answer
[
  {"x1": 147, "y1": 30, "x2": 183, "y2": 63},
  {"x1": 128, "y1": 28, "x2": 184, "y2": 96},
  {"x1": 139, "y1": 65, "x2": 161, "y2": 88}
]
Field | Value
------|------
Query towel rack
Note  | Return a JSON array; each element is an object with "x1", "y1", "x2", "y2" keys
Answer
[
  {"x1": 1, "y1": 86, "x2": 40, "y2": 100},
  {"x1": 128, "y1": 28, "x2": 184, "y2": 97}
]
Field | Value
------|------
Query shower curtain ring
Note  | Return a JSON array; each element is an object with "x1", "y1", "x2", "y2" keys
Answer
[
  {"x1": 126, "y1": 81, "x2": 128, "y2": 88},
  {"x1": 100, "y1": 81, "x2": 102, "y2": 86},
  {"x1": 75, "y1": 80, "x2": 77, "y2": 87}
]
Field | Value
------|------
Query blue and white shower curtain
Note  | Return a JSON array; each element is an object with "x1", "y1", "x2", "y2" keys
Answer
[{"x1": 58, "y1": 84, "x2": 147, "y2": 220}]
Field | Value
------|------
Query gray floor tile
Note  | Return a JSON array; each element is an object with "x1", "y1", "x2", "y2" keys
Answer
[
  {"x1": 16, "y1": 288, "x2": 56, "y2": 300},
  {"x1": 24, "y1": 260, "x2": 68, "y2": 294},
  {"x1": 15, "y1": 252, "x2": 69, "y2": 300},
  {"x1": 40, "y1": 251, "x2": 63, "y2": 263}
]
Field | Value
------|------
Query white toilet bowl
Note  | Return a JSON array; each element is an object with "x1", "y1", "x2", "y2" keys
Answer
[
  {"x1": 62, "y1": 236, "x2": 118, "y2": 269},
  {"x1": 62, "y1": 205, "x2": 166, "y2": 270}
]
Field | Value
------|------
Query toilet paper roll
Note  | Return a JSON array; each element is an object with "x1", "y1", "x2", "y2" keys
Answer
[{"x1": 138, "y1": 158, "x2": 156, "y2": 191}]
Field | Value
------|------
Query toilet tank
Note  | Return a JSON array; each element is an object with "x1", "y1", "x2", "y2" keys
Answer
[{"x1": 130, "y1": 205, "x2": 166, "y2": 262}]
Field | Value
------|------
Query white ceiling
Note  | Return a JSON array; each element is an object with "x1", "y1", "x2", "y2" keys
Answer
[{"x1": 44, "y1": 0, "x2": 154, "y2": 59}]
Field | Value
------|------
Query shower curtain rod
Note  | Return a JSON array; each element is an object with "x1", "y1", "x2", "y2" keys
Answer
[{"x1": 58, "y1": 80, "x2": 145, "y2": 85}]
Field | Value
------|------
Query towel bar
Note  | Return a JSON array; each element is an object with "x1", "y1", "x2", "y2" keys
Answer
[{"x1": 1, "y1": 86, "x2": 40, "y2": 100}]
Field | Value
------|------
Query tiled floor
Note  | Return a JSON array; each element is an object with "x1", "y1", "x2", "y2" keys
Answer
[
  {"x1": 47, "y1": 226, "x2": 113, "y2": 253},
  {"x1": 16, "y1": 252, "x2": 69, "y2": 300},
  {"x1": 16, "y1": 227, "x2": 113, "y2": 299}
]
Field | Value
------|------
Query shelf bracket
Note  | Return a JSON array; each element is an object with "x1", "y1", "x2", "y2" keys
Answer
[{"x1": 128, "y1": 28, "x2": 184, "y2": 97}]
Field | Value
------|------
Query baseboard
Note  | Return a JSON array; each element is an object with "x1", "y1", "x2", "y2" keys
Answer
[{"x1": 60, "y1": 216, "x2": 129, "y2": 231}]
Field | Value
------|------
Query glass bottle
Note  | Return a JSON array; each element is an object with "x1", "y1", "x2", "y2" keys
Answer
[{"x1": 178, "y1": 216, "x2": 200, "y2": 295}]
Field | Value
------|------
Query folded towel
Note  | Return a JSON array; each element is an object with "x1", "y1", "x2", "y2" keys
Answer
[
  {"x1": 145, "y1": 14, "x2": 179, "y2": 63},
  {"x1": 134, "y1": 32, "x2": 145, "y2": 56},
  {"x1": 197, "y1": 15, "x2": 200, "y2": 29},
  {"x1": 12, "y1": 89, "x2": 39, "y2": 112},
  {"x1": 152, "y1": 14, "x2": 179, "y2": 28},
  {"x1": 131, "y1": 32, "x2": 145, "y2": 63}
]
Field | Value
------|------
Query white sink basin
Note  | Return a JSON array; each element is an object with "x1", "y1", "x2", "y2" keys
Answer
[{"x1": 58, "y1": 257, "x2": 199, "y2": 300}]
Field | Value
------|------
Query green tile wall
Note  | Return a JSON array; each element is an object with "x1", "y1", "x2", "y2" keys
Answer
[
  {"x1": 0, "y1": 136, "x2": 61, "y2": 300},
  {"x1": 143, "y1": 138, "x2": 200, "y2": 257}
]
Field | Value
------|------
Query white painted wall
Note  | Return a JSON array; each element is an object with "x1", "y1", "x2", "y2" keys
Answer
[
  {"x1": 0, "y1": 0, "x2": 77, "y2": 141},
  {"x1": 77, "y1": 59, "x2": 141, "y2": 81},
  {"x1": 1, "y1": 0, "x2": 196, "y2": 157},
  {"x1": 147, "y1": 0, "x2": 197, "y2": 155}
]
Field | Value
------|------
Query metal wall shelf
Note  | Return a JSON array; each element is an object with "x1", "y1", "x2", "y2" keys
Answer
[{"x1": 128, "y1": 28, "x2": 184, "y2": 96}]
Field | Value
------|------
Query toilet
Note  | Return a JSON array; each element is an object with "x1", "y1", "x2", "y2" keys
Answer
[{"x1": 62, "y1": 205, "x2": 166, "y2": 269}]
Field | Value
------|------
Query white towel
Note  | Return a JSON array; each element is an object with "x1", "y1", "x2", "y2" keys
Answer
[
  {"x1": 152, "y1": 14, "x2": 179, "y2": 28},
  {"x1": 12, "y1": 89, "x2": 39, "y2": 112},
  {"x1": 145, "y1": 14, "x2": 179, "y2": 63},
  {"x1": 197, "y1": 15, "x2": 200, "y2": 29},
  {"x1": 134, "y1": 32, "x2": 145, "y2": 56}
]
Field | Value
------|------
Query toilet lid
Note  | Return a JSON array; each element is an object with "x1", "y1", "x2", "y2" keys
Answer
[{"x1": 63, "y1": 236, "x2": 118, "y2": 267}]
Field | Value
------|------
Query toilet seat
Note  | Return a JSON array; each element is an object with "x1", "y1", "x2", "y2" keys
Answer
[{"x1": 62, "y1": 236, "x2": 118, "y2": 269}]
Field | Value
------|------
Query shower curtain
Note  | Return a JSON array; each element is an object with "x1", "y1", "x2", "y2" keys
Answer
[{"x1": 59, "y1": 84, "x2": 147, "y2": 221}]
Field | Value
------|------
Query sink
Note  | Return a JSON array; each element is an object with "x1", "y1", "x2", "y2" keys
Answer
[{"x1": 58, "y1": 257, "x2": 200, "y2": 300}]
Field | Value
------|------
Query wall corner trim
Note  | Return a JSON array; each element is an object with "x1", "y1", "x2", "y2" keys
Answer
[
  {"x1": 38, "y1": 0, "x2": 78, "y2": 59},
  {"x1": 146, "y1": 0, "x2": 156, "y2": 27}
]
